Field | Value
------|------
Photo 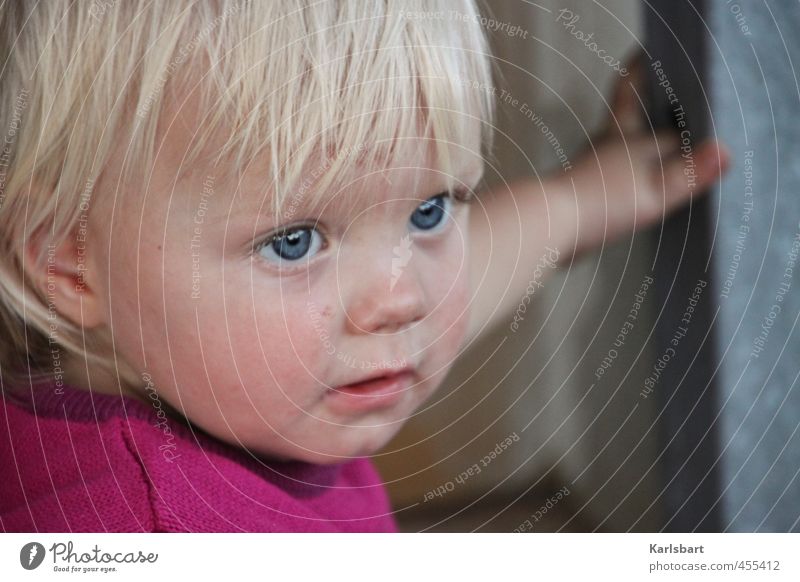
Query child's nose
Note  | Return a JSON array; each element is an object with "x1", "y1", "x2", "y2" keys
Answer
[{"x1": 341, "y1": 246, "x2": 427, "y2": 335}]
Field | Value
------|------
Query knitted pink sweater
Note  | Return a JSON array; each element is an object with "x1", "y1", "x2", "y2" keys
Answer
[{"x1": 0, "y1": 382, "x2": 398, "y2": 532}]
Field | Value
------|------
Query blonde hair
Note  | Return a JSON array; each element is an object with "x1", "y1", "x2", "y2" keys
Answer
[{"x1": 0, "y1": 0, "x2": 495, "y2": 392}]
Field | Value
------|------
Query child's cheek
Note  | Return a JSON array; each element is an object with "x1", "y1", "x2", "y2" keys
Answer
[
  {"x1": 436, "y1": 259, "x2": 472, "y2": 358},
  {"x1": 221, "y1": 273, "x2": 340, "y2": 398},
  {"x1": 139, "y1": 268, "x2": 338, "y2": 444},
  {"x1": 423, "y1": 232, "x2": 472, "y2": 374}
]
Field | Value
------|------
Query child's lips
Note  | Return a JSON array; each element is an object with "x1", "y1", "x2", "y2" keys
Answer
[
  {"x1": 338, "y1": 364, "x2": 415, "y2": 389},
  {"x1": 326, "y1": 369, "x2": 416, "y2": 413}
]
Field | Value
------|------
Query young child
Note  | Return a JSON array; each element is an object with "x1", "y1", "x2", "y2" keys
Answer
[{"x1": 0, "y1": 1, "x2": 727, "y2": 532}]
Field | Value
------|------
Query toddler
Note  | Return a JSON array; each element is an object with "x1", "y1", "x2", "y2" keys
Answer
[{"x1": 0, "y1": 0, "x2": 726, "y2": 532}]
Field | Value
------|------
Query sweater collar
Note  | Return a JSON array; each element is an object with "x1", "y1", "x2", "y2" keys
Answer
[{"x1": 6, "y1": 380, "x2": 348, "y2": 488}]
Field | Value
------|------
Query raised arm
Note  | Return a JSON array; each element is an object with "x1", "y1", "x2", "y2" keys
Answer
[{"x1": 465, "y1": 65, "x2": 729, "y2": 345}]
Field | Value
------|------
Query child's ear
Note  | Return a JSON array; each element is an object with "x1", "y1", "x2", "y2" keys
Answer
[{"x1": 23, "y1": 226, "x2": 107, "y2": 329}]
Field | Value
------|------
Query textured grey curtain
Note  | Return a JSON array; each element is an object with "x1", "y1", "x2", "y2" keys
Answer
[{"x1": 711, "y1": 0, "x2": 800, "y2": 532}]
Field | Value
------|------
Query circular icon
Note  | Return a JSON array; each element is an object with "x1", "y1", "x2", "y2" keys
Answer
[{"x1": 20, "y1": 542, "x2": 46, "y2": 570}]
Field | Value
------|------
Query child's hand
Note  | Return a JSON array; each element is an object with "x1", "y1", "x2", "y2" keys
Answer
[{"x1": 558, "y1": 57, "x2": 730, "y2": 257}]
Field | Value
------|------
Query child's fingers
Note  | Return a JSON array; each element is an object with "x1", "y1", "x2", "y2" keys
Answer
[
  {"x1": 693, "y1": 139, "x2": 731, "y2": 191},
  {"x1": 610, "y1": 53, "x2": 645, "y2": 134},
  {"x1": 657, "y1": 138, "x2": 730, "y2": 207},
  {"x1": 610, "y1": 80, "x2": 642, "y2": 135}
]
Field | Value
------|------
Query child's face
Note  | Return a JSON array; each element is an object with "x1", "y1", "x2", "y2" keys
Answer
[{"x1": 87, "y1": 98, "x2": 483, "y2": 463}]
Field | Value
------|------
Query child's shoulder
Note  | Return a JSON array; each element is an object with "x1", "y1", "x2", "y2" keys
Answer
[
  {"x1": 0, "y1": 383, "x2": 397, "y2": 532},
  {"x1": 0, "y1": 383, "x2": 158, "y2": 531}
]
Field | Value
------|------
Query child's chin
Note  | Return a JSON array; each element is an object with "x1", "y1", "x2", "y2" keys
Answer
[{"x1": 294, "y1": 428, "x2": 403, "y2": 465}]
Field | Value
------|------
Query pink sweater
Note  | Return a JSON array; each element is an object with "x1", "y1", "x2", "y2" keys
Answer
[{"x1": 0, "y1": 382, "x2": 398, "y2": 532}]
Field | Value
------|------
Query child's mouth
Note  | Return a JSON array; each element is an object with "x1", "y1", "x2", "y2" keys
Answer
[{"x1": 326, "y1": 369, "x2": 415, "y2": 413}]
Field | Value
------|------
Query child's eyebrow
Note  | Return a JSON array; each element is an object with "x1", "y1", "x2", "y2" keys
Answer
[
  {"x1": 459, "y1": 162, "x2": 485, "y2": 192},
  {"x1": 306, "y1": 162, "x2": 485, "y2": 217}
]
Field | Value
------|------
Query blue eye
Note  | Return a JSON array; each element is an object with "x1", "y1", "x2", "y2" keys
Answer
[
  {"x1": 256, "y1": 225, "x2": 324, "y2": 266},
  {"x1": 410, "y1": 193, "x2": 451, "y2": 232}
]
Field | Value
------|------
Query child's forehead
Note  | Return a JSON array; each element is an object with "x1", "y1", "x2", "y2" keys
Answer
[
  {"x1": 219, "y1": 139, "x2": 483, "y2": 221},
  {"x1": 156, "y1": 56, "x2": 487, "y2": 221}
]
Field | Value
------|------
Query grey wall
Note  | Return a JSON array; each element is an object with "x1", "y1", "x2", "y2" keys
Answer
[{"x1": 711, "y1": 0, "x2": 800, "y2": 532}]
